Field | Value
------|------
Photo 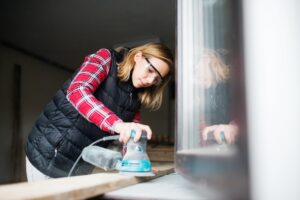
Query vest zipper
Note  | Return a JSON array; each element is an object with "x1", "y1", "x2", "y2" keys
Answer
[
  {"x1": 54, "y1": 138, "x2": 64, "y2": 158},
  {"x1": 54, "y1": 148, "x2": 58, "y2": 157},
  {"x1": 123, "y1": 91, "x2": 133, "y2": 114},
  {"x1": 129, "y1": 92, "x2": 132, "y2": 105}
]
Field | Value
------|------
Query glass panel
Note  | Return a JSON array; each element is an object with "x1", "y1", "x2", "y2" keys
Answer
[{"x1": 176, "y1": 0, "x2": 248, "y2": 199}]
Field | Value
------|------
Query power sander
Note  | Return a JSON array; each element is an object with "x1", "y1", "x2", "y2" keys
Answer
[
  {"x1": 118, "y1": 130, "x2": 154, "y2": 176},
  {"x1": 68, "y1": 130, "x2": 154, "y2": 177}
]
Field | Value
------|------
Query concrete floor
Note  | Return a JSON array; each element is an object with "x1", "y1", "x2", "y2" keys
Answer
[{"x1": 102, "y1": 173, "x2": 208, "y2": 200}]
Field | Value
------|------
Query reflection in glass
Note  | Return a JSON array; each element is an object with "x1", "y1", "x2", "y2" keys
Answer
[
  {"x1": 176, "y1": 0, "x2": 248, "y2": 199},
  {"x1": 196, "y1": 49, "x2": 238, "y2": 146}
]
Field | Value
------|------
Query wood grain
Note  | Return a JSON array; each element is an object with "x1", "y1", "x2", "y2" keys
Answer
[{"x1": 0, "y1": 162, "x2": 173, "y2": 200}]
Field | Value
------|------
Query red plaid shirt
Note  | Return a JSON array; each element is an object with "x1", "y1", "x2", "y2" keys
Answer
[{"x1": 66, "y1": 48, "x2": 140, "y2": 134}]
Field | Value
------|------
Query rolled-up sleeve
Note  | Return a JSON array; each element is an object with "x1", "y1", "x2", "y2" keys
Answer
[{"x1": 66, "y1": 48, "x2": 122, "y2": 133}]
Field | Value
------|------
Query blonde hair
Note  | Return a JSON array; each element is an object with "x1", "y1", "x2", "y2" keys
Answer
[
  {"x1": 197, "y1": 49, "x2": 230, "y2": 87},
  {"x1": 117, "y1": 43, "x2": 174, "y2": 110}
]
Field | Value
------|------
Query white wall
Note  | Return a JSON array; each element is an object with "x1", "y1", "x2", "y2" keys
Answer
[
  {"x1": 0, "y1": 44, "x2": 71, "y2": 183},
  {"x1": 243, "y1": 0, "x2": 300, "y2": 199}
]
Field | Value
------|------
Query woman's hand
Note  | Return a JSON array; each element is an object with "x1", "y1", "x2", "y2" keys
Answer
[
  {"x1": 203, "y1": 123, "x2": 239, "y2": 144},
  {"x1": 113, "y1": 122, "x2": 152, "y2": 144}
]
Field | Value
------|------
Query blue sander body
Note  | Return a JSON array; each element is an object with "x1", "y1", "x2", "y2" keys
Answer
[
  {"x1": 118, "y1": 130, "x2": 154, "y2": 176},
  {"x1": 80, "y1": 130, "x2": 154, "y2": 177}
]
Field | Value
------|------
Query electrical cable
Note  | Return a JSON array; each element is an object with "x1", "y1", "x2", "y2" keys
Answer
[{"x1": 67, "y1": 135, "x2": 120, "y2": 177}]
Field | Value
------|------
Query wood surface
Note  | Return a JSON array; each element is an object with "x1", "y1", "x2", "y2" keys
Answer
[{"x1": 0, "y1": 162, "x2": 173, "y2": 200}]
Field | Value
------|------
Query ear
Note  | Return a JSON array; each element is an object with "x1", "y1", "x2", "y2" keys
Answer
[{"x1": 133, "y1": 51, "x2": 143, "y2": 62}]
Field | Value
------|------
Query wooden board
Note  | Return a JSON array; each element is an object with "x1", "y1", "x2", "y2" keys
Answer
[{"x1": 0, "y1": 162, "x2": 173, "y2": 200}]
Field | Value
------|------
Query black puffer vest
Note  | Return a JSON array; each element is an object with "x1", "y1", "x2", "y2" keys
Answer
[{"x1": 25, "y1": 49, "x2": 141, "y2": 177}]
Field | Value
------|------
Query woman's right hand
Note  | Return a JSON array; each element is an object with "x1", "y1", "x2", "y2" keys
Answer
[
  {"x1": 202, "y1": 124, "x2": 239, "y2": 144},
  {"x1": 113, "y1": 122, "x2": 152, "y2": 144}
]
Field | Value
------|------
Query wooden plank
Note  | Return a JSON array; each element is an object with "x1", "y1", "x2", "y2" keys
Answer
[{"x1": 0, "y1": 162, "x2": 173, "y2": 200}]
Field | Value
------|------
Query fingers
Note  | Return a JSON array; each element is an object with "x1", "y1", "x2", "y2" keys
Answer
[
  {"x1": 118, "y1": 131, "x2": 124, "y2": 143},
  {"x1": 115, "y1": 122, "x2": 152, "y2": 144},
  {"x1": 212, "y1": 126, "x2": 224, "y2": 144},
  {"x1": 142, "y1": 125, "x2": 152, "y2": 140},
  {"x1": 213, "y1": 125, "x2": 232, "y2": 144},
  {"x1": 123, "y1": 128, "x2": 132, "y2": 144},
  {"x1": 203, "y1": 125, "x2": 216, "y2": 140},
  {"x1": 227, "y1": 124, "x2": 239, "y2": 144},
  {"x1": 133, "y1": 124, "x2": 152, "y2": 142},
  {"x1": 116, "y1": 122, "x2": 132, "y2": 143},
  {"x1": 133, "y1": 126, "x2": 142, "y2": 143},
  {"x1": 220, "y1": 125, "x2": 238, "y2": 144},
  {"x1": 203, "y1": 124, "x2": 238, "y2": 145}
]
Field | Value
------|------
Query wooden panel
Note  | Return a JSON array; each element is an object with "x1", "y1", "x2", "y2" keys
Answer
[
  {"x1": 147, "y1": 145, "x2": 174, "y2": 162},
  {"x1": 0, "y1": 162, "x2": 173, "y2": 200}
]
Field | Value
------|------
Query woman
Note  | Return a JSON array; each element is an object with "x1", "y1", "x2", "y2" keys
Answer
[{"x1": 25, "y1": 43, "x2": 174, "y2": 181}]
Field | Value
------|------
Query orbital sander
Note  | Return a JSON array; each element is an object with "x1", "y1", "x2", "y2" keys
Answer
[
  {"x1": 68, "y1": 130, "x2": 154, "y2": 177},
  {"x1": 118, "y1": 130, "x2": 154, "y2": 176}
]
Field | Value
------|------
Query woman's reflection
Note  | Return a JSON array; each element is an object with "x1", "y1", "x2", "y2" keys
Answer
[{"x1": 196, "y1": 49, "x2": 238, "y2": 146}]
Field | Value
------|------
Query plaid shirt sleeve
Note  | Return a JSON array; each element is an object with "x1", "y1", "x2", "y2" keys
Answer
[
  {"x1": 66, "y1": 48, "x2": 123, "y2": 133},
  {"x1": 133, "y1": 111, "x2": 141, "y2": 123}
]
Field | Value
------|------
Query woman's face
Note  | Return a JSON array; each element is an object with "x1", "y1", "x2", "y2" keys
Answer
[
  {"x1": 199, "y1": 67, "x2": 214, "y2": 89},
  {"x1": 132, "y1": 52, "x2": 169, "y2": 88},
  {"x1": 197, "y1": 58, "x2": 215, "y2": 89}
]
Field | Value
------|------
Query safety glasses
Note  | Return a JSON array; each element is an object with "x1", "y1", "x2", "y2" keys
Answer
[{"x1": 144, "y1": 57, "x2": 163, "y2": 86}]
